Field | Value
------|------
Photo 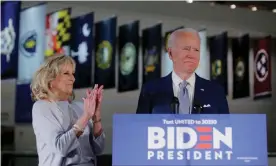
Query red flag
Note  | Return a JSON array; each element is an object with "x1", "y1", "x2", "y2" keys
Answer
[{"x1": 253, "y1": 36, "x2": 272, "y2": 99}]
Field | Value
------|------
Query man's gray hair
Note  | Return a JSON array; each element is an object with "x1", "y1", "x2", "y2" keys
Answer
[{"x1": 167, "y1": 28, "x2": 200, "y2": 48}]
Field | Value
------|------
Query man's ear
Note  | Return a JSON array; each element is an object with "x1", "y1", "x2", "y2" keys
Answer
[{"x1": 167, "y1": 48, "x2": 173, "y2": 60}]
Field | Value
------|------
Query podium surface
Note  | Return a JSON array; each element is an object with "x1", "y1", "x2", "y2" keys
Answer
[{"x1": 113, "y1": 114, "x2": 267, "y2": 166}]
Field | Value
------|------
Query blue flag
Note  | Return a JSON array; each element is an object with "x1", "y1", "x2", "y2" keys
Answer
[
  {"x1": 232, "y1": 34, "x2": 250, "y2": 99},
  {"x1": 15, "y1": 83, "x2": 34, "y2": 123},
  {"x1": 18, "y1": 3, "x2": 47, "y2": 84},
  {"x1": 71, "y1": 12, "x2": 94, "y2": 89},
  {"x1": 94, "y1": 16, "x2": 117, "y2": 89},
  {"x1": 118, "y1": 20, "x2": 139, "y2": 92},
  {"x1": 209, "y1": 32, "x2": 228, "y2": 95},
  {"x1": 1, "y1": 1, "x2": 21, "y2": 79},
  {"x1": 113, "y1": 114, "x2": 267, "y2": 166},
  {"x1": 142, "y1": 23, "x2": 162, "y2": 84}
]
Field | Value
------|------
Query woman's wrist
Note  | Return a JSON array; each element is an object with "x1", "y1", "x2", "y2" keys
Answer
[
  {"x1": 73, "y1": 124, "x2": 84, "y2": 137},
  {"x1": 73, "y1": 113, "x2": 90, "y2": 137},
  {"x1": 93, "y1": 120, "x2": 103, "y2": 137},
  {"x1": 76, "y1": 113, "x2": 90, "y2": 129},
  {"x1": 93, "y1": 127, "x2": 103, "y2": 138},
  {"x1": 93, "y1": 117, "x2": 101, "y2": 124},
  {"x1": 93, "y1": 113, "x2": 101, "y2": 121}
]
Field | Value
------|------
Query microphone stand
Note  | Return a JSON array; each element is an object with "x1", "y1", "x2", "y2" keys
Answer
[
  {"x1": 193, "y1": 99, "x2": 203, "y2": 114},
  {"x1": 170, "y1": 97, "x2": 179, "y2": 114}
]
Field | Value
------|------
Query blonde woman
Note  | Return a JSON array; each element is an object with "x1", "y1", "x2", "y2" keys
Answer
[{"x1": 31, "y1": 55, "x2": 105, "y2": 166}]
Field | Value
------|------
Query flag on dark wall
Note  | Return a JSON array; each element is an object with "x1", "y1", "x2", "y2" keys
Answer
[
  {"x1": 118, "y1": 20, "x2": 139, "y2": 92},
  {"x1": 142, "y1": 23, "x2": 162, "y2": 84},
  {"x1": 71, "y1": 12, "x2": 94, "y2": 89},
  {"x1": 18, "y1": 3, "x2": 47, "y2": 84},
  {"x1": 15, "y1": 83, "x2": 34, "y2": 123},
  {"x1": 232, "y1": 34, "x2": 250, "y2": 99},
  {"x1": 45, "y1": 8, "x2": 72, "y2": 57},
  {"x1": 1, "y1": 1, "x2": 21, "y2": 80},
  {"x1": 209, "y1": 32, "x2": 228, "y2": 95},
  {"x1": 94, "y1": 16, "x2": 117, "y2": 89},
  {"x1": 253, "y1": 36, "x2": 272, "y2": 100}
]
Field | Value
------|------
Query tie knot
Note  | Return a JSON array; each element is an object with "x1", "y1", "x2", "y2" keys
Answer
[{"x1": 179, "y1": 80, "x2": 188, "y2": 89}]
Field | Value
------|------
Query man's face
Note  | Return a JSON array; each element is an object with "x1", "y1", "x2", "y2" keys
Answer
[{"x1": 168, "y1": 32, "x2": 200, "y2": 74}]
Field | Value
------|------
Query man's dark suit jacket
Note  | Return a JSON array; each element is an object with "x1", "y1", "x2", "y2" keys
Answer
[{"x1": 136, "y1": 73, "x2": 229, "y2": 114}]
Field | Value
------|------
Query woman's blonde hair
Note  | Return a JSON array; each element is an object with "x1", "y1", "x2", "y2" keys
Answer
[{"x1": 30, "y1": 54, "x2": 76, "y2": 101}]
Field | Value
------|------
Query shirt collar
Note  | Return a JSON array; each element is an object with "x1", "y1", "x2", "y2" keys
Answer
[{"x1": 172, "y1": 70, "x2": 196, "y2": 88}]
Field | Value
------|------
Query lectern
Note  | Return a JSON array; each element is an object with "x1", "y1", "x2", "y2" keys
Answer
[{"x1": 113, "y1": 114, "x2": 267, "y2": 166}]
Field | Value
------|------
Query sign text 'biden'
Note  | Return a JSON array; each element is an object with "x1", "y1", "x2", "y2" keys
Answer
[{"x1": 147, "y1": 118, "x2": 233, "y2": 161}]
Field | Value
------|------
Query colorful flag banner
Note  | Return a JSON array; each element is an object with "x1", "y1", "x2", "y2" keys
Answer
[
  {"x1": 94, "y1": 16, "x2": 117, "y2": 89},
  {"x1": 118, "y1": 20, "x2": 139, "y2": 92},
  {"x1": 45, "y1": 8, "x2": 72, "y2": 57},
  {"x1": 142, "y1": 23, "x2": 162, "y2": 84},
  {"x1": 71, "y1": 12, "x2": 94, "y2": 89},
  {"x1": 253, "y1": 36, "x2": 272, "y2": 99},
  {"x1": 18, "y1": 3, "x2": 47, "y2": 83},
  {"x1": 232, "y1": 34, "x2": 250, "y2": 99},
  {"x1": 1, "y1": 1, "x2": 21, "y2": 79},
  {"x1": 209, "y1": 32, "x2": 228, "y2": 95}
]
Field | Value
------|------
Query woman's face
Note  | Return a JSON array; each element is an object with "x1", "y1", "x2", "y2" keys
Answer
[{"x1": 50, "y1": 63, "x2": 75, "y2": 100}]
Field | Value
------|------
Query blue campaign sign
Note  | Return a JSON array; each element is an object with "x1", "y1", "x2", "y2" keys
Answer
[{"x1": 112, "y1": 114, "x2": 267, "y2": 166}]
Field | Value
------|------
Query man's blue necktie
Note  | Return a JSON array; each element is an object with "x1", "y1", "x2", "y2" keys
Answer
[{"x1": 178, "y1": 80, "x2": 191, "y2": 114}]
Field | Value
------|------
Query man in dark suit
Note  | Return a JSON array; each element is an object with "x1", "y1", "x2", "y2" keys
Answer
[{"x1": 136, "y1": 28, "x2": 229, "y2": 114}]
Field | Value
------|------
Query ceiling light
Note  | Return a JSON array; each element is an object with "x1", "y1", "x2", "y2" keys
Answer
[
  {"x1": 251, "y1": 6, "x2": 257, "y2": 11},
  {"x1": 230, "y1": 4, "x2": 236, "y2": 9},
  {"x1": 273, "y1": 9, "x2": 276, "y2": 13},
  {"x1": 186, "y1": 0, "x2": 193, "y2": 3},
  {"x1": 210, "y1": 2, "x2": 215, "y2": 6}
]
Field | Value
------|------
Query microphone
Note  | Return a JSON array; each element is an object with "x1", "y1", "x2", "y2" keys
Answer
[
  {"x1": 193, "y1": 99, "x2": 203, "y2": 114},
  {"x1": 171, "y1": 96, "x2": 179, "y2": 114}
]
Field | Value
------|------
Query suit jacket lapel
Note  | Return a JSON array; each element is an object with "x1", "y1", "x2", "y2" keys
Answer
[
  {"x1": 192, "y1": 74, "x2": 205, "y2": 114},
  {"x1": 157, "y1": 73, "x2": 206, "y2": 114},
  {"x1": 163, "y1": 72, "x2": 174, "y2": 98},
  {"x1": 158, "y1": 73, "x2": 174, "y2": 113}
]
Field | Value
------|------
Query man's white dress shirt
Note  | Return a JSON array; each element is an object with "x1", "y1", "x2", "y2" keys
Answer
[{"x1": 172, "y1": 71, "x2": 196, "y2": 106}]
